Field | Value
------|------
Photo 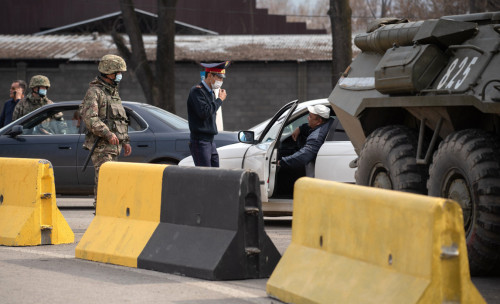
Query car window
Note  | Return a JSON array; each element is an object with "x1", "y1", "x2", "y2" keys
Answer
[
  {"x1": 22, "y1": 108, "x2": 77, "y2": 135},
  {"x1": 281, "y1": 113, "x2": 308, "y2": 140},
  {"x1": 141, "y1": 104, "x2": 188, "y2": 130},
  {"x1": 325, "y1": 117, "x2": 350, "y2": 141},
  {"x1": 127, "y1": 112, "x2": 146, "y2": 132}
]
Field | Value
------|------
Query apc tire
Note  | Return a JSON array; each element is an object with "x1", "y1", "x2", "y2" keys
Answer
[
  {"x1": 356, "y1": 125, "x2": 428, "y2": 194},
  {"x1": 428, "y1": 129, "x2": 500, "y2": 275}
]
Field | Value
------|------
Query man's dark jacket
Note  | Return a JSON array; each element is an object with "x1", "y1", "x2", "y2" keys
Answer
[
  {"x1": 187, "y1": 82, "x2": 222, "y2": 141},
  {"x1": 281, "y1": 117, "x2": 334, "y2": 169},
  {"x1": 0, "y1": 98, "x2": 20, "y2": 127}
]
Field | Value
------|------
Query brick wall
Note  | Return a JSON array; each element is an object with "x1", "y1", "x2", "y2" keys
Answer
[{"x1": 0, "y1": 61, "x2": 333, "y2": 131}]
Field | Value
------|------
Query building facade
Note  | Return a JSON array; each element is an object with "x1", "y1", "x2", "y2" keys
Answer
[{"x1": 0, "y1": 34, "x2": 334, "y2": 130}]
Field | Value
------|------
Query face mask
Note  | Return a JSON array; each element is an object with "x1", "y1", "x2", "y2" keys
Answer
[
  {"x1": 114, "y1": 73, "x2": 123, "y2": 83},
  {"x1": 212, "y1": 80, "x2": 223, "y2": 90},
  {"x1": 38, "y1": 88, "x2": 47, "y2": 97}
]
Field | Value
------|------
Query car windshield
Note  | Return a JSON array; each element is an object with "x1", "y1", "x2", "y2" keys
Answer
[
  {"x1": 141, "y1": 104, "x2": 189, "y2": 130},
  {"x1": 249, "y1": 118, "x2": 270, "y2": 136},
  {"x1": 249, "y1": 108, "x2": 295, "y2": 142},
  {"x1": 259, "y1": 109, "x2": 291, "y2": 142}
]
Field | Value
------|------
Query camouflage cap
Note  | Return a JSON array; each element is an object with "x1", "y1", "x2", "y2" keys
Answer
[
  {"x1": 98, "y1": 54, "x2": 127, "y2": 74},
  {"x1": 29, "y1": 75, "x2": 50, "y2": 88}
]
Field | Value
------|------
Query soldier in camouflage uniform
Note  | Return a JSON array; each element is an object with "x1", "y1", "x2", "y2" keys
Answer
[
  {"x1": 80, "y1": 54, "x2": 132, "y2": 207},
  {"x1": 12, "y1": 75, "x2": 53, "y2": 120}
]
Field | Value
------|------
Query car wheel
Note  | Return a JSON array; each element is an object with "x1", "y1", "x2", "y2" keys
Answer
[
  {"x1": 153, "y1": 160, "x2": 178, "y2": 165},
  {"x1": 428, "y1": 129, "x2": 500, "y2": 275},
  {"x1": 356, "y1": 125, "x2": 428, "y2": 194}
]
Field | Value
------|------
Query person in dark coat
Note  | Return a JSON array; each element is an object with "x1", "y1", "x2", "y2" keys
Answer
[
  {"x1": 187, "y1": 61, "x2": 230, "y2": 167},
  {"x1": 278, "y1": 104, "x2": 333, "y2": 177},
  {"x1": 0, "y1": 80, "x2": 26, "y2": 127}
]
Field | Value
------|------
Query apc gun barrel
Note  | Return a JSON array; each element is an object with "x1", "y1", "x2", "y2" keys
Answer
[{"x1": 354, "y1": 21, "x2": 424, "y2": 53}]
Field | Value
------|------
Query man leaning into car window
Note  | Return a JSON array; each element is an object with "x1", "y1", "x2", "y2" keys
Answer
[
  {"x1": 79, "y1": 54, "x2": 132, "y2": 209},
  {"x1": 277, "y1": 105, "x2": 333, "y2": 177}
]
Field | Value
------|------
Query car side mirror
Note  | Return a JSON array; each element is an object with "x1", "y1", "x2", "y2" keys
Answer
[
  {"x1": 238, "y1": 131, "x2": 255, "y2": 143},
  {"x1": 8, "y1": 125, "x2": 23, "y2": 137}
]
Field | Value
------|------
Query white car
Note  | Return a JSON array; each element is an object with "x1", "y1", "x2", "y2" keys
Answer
[{"x1": 179, "y1": 99, "x2": 357, "y2": 215}]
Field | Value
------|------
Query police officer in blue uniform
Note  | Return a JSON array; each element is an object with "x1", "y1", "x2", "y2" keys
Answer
[{"x1": 187, "y1": 61, "x2": 230, "y2": 167}]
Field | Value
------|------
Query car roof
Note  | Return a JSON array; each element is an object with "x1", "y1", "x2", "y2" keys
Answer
[
  {"x1": 42, "y1": 100, "x2": 147, "y2": 107},
  {"x1": 295, "y1": 98, "x2": 329, "y2": 110}
]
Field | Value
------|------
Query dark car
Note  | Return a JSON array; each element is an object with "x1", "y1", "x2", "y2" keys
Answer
[{"x1": 0, "y1": 101, "x2": 238, "y2": 195}]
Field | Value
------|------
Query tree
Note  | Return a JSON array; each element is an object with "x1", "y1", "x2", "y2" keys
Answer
[
  {"x1": 112, "y1": 0, "x2": 177, "y2": 113},
  {"x1": 328, "y1": 0, "x2": 352, "y2": 87}
]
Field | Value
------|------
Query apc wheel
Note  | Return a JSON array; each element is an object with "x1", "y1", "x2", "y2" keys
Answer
[
  {"x1": 356, "y1": 125, "x2": 428, "y2": 194},
  {"x1": 428, "y1": 129, "x2": 500, "y2": 275}
]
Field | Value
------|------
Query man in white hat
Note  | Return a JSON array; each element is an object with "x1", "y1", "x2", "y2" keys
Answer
[{"x1": 278, "y1": 104, "x2": 333, "y2": 177}]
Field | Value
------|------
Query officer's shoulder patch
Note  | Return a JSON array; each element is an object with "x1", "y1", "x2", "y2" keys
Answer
[{"x1": 195, "y1": 85, "x2": 202, "y2": 89}]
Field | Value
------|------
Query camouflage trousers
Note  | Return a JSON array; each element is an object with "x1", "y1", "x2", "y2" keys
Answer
[{"x1": 91, "y1": 147, "x2": 121, "y2": 207}]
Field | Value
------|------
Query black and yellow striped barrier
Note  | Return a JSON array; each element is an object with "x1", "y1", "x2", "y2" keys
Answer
[
  {"x1": 0, "y1": 158, "x2": 74, "y2": 246},
  {"x1": 266, "y1": 178, "x2": 485, "y2": 304},
  {"x1": 75, "y1": 162, "x2": 281, "y2": 280}
]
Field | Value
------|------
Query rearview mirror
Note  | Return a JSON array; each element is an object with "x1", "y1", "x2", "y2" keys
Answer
[
  {"x1": 238, "y1": 131, "x2": 255, "y2": 143},
  {"x1": 8, "y1": 125, "x2": 23, "y2": 137}
]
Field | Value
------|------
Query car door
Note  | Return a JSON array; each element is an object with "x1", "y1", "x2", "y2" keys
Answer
[
  {"x1": 242, "y1": 100, "x2": 298, "y2": 202},
  {"x1": 315, "y1": 119, "x2": 356, "y2": 182},
  {"x1": 0, "y1": 106, "x2": 80, "y2": 190}
]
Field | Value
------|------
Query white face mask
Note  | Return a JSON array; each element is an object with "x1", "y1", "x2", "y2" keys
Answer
[{"x1": 212, "y1": 80, "x2": 223, "y2": 90}]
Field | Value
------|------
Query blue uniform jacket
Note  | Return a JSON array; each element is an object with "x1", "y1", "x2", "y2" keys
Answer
[
  {"x1": 281, "y1": 117, "x2": 334, "y2": 169},
  {"x1": 187, "y1": 82, "x2": 222, "y2": 141}
]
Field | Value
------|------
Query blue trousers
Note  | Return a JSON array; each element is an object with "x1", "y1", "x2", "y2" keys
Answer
[{"x1": 189, "y1": 139, "x2": 219, "y2": 167}]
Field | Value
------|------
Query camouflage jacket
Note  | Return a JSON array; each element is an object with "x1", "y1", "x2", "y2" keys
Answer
[
  {"x1": 12, "y1": 93, "x2": 54, "y2": 121},
  {"x1": 79, "y1": 77, "x2": 130, "y2": 153}
]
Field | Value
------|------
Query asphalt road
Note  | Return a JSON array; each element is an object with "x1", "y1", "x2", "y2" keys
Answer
[{"x1": 0, "y1": 197, "x2": 499, "y2": 303}]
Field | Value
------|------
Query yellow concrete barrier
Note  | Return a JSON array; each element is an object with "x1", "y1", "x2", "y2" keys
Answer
[
  {"x1": 266, "y1": 178, "x2": 485, "y2": 304},
  {"x1": 0, "y1": 158, "x2": 74, "y2": 246},
  {"x1": 75, "y1": 162, "x2": 165, "y2": 267}
]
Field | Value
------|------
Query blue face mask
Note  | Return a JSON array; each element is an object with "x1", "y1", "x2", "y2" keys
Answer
[
  {"x1": 114, "y1": 73, "x2": 122, "y2": 83},
  {"x1": 38, "y1": 88, "x2": 47, "y2": 97}
]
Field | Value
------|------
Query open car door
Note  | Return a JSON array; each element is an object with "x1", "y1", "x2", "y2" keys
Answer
[{"x1": 241, "y1": 100, "x2": 299, "y2": 202}]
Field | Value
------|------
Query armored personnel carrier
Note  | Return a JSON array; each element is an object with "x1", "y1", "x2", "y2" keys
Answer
[{"x1": 329, "y1": 12, "x2": 500, "y2": 275}]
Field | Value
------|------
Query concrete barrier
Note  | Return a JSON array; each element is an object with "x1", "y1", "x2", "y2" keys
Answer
[
  {"x1": 266, "y1": 178, "x2": 485, "y2": 304},
  {"x1": 75, "y1": 162, "x2": 164, "y2": 267},
  {"x1": 76, "y1": 163, "x2": 281, "y2": 280},
  {"x1": 0, "y1": 158, "x2": 74, "y2": 246}
]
